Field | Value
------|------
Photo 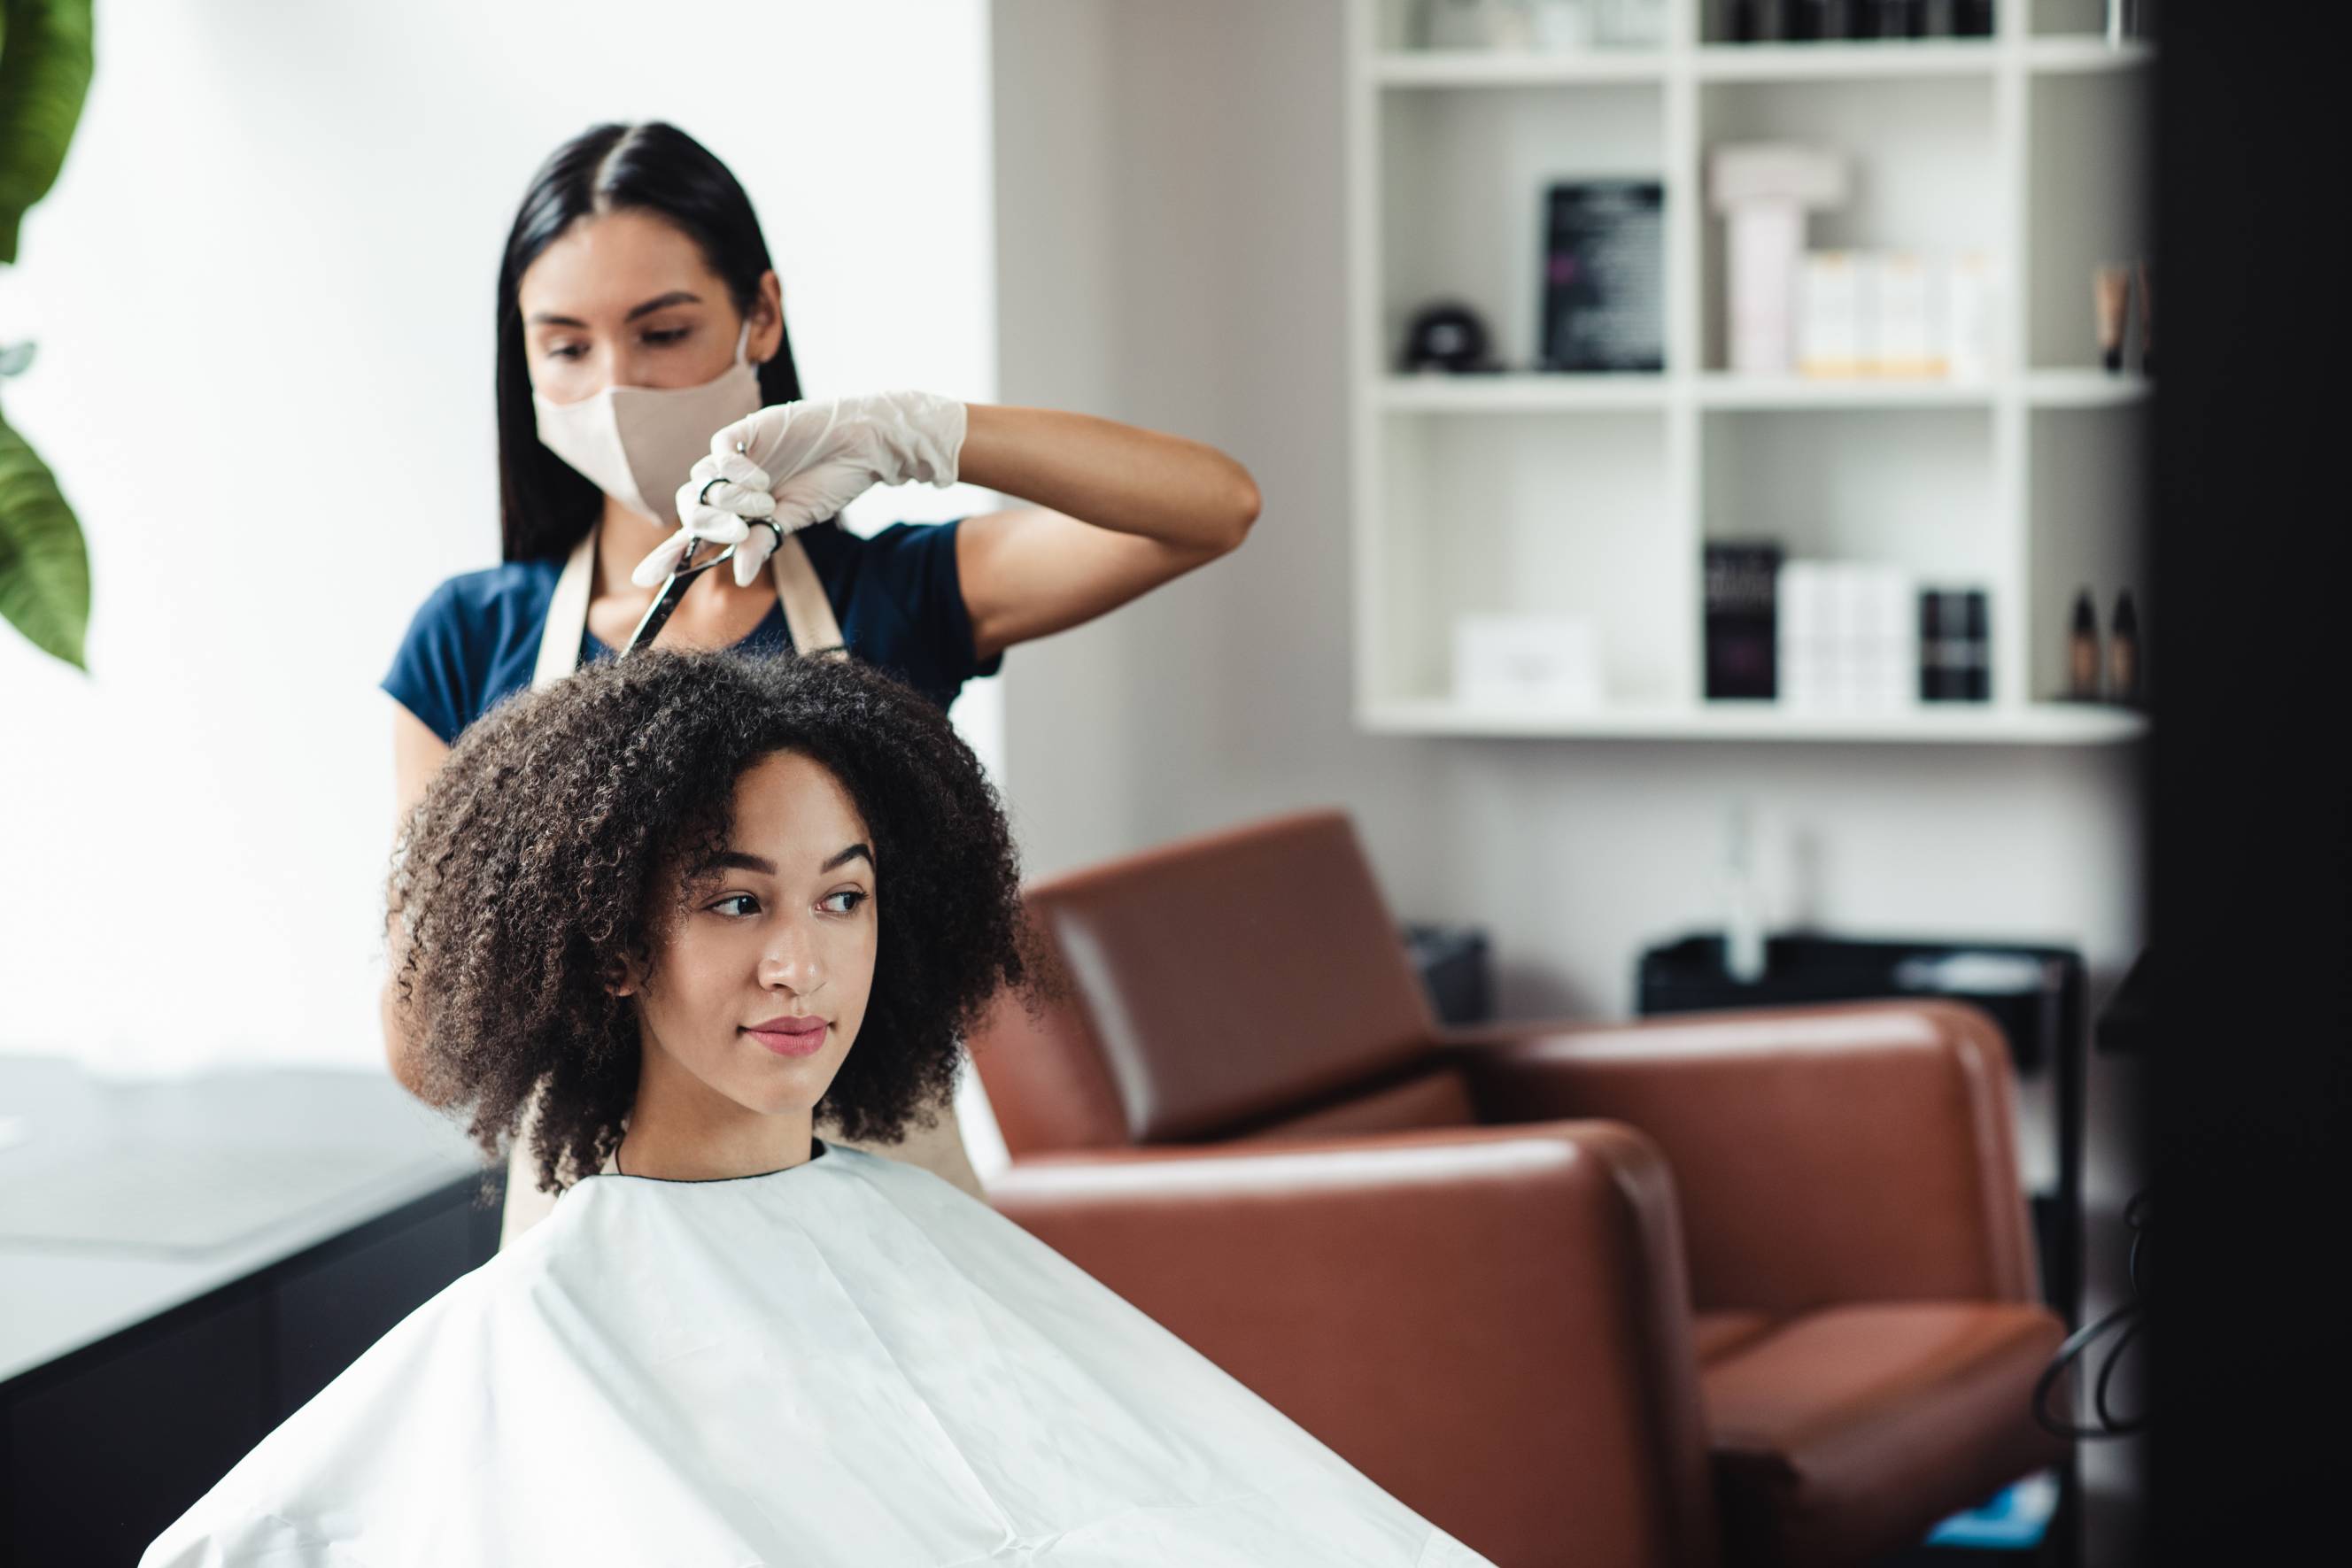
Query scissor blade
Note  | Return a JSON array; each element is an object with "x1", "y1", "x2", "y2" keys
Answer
[
  {"x1": 620, "y1": 573, "x2": 693, "y2": 658},
  {"x1": 619, "y1": 537, "x2": 738, "y2": 659}
]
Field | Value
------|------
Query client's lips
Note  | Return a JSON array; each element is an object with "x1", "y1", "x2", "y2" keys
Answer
[{"x1": 745, "y1": 1015, "x2": 829, "y2": 1058}]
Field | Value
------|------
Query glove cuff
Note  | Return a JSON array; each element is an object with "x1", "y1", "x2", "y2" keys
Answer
[{"x1": 869, "y1": 390, "x2": 966, "y2": 488}]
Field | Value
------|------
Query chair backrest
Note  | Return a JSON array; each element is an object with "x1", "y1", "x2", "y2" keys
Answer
[{"x1": 970, "y1": 810, "x2": 1441, "y2": 1156}]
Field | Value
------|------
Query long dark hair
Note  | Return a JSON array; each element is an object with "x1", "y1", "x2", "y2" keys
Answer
[{"x1": 495, "y1": 123, "x2": 804, "y2": 562}]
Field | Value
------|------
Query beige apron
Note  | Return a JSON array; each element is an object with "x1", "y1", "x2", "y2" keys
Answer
[{"x1": 497, "y1": 526, "x2": 985, "y2": 1246}]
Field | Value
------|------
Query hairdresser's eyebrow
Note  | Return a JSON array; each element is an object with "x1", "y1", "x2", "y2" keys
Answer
[
  {"x1": 525, "y1": 291, "x2": 702, "y2": 329},
  {"x1": 822, "y1": 844, "x2": 873, "y2": 873},
  {"x1": 625, "y1": 290, "x2": 700, "y2": 322}
]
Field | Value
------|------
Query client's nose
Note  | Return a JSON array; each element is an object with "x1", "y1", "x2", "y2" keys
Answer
[{"x1": 757, "y1": 919, "x2": 824, "y2": 994}]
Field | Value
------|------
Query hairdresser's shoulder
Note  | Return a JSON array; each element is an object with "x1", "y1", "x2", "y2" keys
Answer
[
  {"x1": 405, "y1": 559, "x2": 566, "y2": 662},
  {"x1": 423, "y1": 557, "x2": 566, "y2": 619}
]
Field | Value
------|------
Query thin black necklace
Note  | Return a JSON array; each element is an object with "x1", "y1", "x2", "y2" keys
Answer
[{"x1": 610, "y1": 1137, "x2": 824, "y2": 1181}]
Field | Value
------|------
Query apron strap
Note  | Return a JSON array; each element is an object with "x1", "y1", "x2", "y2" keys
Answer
[
  {"x1": 531, "y1": 527, "x2": 600, "y2": 691},
  {"x1": 771, "y1": 532, "x2": 847, "y2": 658}
]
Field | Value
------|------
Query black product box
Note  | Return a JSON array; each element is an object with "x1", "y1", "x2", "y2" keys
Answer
[
  {"x1": 1540, "y1": 181, "x2": 1665, "y2": 373},
  {"x1": 1919, "y1": 587, "x2": 1991, "y2": 702},
  {"x1": 1705, "y1": 541, "x2": 1783, "y2": 699}
]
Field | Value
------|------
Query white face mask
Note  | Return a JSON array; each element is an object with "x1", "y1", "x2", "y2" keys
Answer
[{"x1": 532, "y1": 322, "x2": 761, "y2": 524}]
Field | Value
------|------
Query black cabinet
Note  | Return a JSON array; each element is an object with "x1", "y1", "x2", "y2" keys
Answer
[{"x1": 3, "y1": 1176, "x2": 498, "y2": 1566}]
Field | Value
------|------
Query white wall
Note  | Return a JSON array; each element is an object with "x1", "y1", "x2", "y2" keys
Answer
[{"x1": 0, "y1": 0, "x2": 999, "y2": 1072}]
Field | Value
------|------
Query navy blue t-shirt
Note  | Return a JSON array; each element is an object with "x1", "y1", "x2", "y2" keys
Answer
[{"x1": 383, "y1": 520, "x2": 1001, "y2": 745}]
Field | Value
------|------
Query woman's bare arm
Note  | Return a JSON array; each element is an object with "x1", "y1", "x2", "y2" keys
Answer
[
  {"x1": 952, "y1": 405, "x2": 1260, "y2": 660},
  {"x1": 383, "y1": 704, "x2": 450, "y2": 1100}
]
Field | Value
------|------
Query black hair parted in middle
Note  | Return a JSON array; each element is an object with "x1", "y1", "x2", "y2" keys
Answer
[{"x1": 386, "y1": 651, "x2": 1033, "y2": 1194}]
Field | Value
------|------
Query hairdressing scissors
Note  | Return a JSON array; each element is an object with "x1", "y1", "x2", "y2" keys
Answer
[
  {"x1": 619, "y1": 444, "x2": 778, "y2": 659},
  {"x1": 619, "y1": 533, "x2": 735, "y2": 658}
]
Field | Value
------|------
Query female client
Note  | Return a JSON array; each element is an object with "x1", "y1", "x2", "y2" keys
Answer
[{"x1": 144, "y1": 652, "x2": 1489, "y2": 1566}]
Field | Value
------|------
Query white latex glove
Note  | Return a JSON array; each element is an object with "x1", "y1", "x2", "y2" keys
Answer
[{"x1": 635, "y1": 390, "x2": 968, "y2": 589}]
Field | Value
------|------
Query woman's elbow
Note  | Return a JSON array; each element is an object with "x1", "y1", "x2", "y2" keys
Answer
[{"x1": 1219, "y1": 466, "x2": 1262, "y2": 553}]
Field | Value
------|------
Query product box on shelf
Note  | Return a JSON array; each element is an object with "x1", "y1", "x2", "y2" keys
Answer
[
  {"x1": 1704, "y1": 541, "x2": 1783, "y2": 700},
  {"x1": 1777, "y1": 560, "x2": 1917, "y2": 713},
  {"x1": 1454, "y1": 613, "x2": 1605, "y2": 712},
  {"x1": 1918, "y1": 587, "x2": 1992, "y2": 703},
  {"x1": 1541, "y1": 180, "x2": 1666, "y2": 372}
]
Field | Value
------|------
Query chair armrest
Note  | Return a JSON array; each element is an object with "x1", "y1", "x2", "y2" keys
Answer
[
  {"x1": 988, "y1": 1123, "x2": 1716, "y2": 1568},
  {"x1": 1444, "y1": 1000, "x2": 2039, "y2": 1313}
]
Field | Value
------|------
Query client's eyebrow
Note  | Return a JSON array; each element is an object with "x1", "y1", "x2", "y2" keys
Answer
[
  {"x1": 690, "y1": 844, "x2": 871, "y2": 878},
  {"x1": 692, "y1": 850, "x2": 776, "y2": 877}
]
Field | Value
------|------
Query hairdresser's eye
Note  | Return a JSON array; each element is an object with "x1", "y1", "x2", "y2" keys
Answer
[
  {"x1": 643, "y1": 327, "x2": 691, "y2": 347},
  {"x1": 709, "y1": 893, "x2": 762, "y2": 918},
  {"x1": 821, "y1": 890, "x2": 868, "y2": 916},
  {"x1": 543, "y1": 341, "x2": 587, "y2": 362}
]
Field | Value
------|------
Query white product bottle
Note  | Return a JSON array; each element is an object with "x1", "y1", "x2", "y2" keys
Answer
[{"x1": 1724, "y1": 802, "x2": 1769, "y2": 985}]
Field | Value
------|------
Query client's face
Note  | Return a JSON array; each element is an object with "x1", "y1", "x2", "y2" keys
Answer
[{"x1": 632, "y1": 751, "x2": 877, "y2": 1120}]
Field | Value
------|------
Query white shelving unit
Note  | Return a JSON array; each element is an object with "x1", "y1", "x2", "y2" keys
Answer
[{"x1": 1346, "y1": 0, "x2": 2152, "y2": 743}]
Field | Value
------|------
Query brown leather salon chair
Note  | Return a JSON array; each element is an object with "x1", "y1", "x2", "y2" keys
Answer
[{"x1": 970, "y1": 809, "x2": 2066, "y2": 1568}]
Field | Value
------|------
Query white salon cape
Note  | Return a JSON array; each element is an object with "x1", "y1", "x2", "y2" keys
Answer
[{"x1": 143, "y1": 1144, "x2": 1491, "y2": 1566}]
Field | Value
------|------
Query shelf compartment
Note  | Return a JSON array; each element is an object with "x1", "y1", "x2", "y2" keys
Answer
[
  {"x1": 2028, "y1": 405, "x2": 2148, "y2": 707},
  {"x1": 1371, "y1": 409, "x2": 1684, "y2": 708},
  {"x1": 1380, "y1": 83, "x2": 1666, "y2": 376},
  {"x1": 2026, "y1": 66, "x2": 2152, "y2": 374},
  {"x1": 1703, "y1": 406, "x2": 2001, "y2": 586},
  {"x1": 1698, "y1": 73, "x2": 1998, "y2": 374}
]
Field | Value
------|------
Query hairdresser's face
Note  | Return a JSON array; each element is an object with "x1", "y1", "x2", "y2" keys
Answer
[
  {"x1": 518, "y1": 208, "x2": 783, "y2": 406},
  {"x1": 631, "y1": 751, "x2": 876, "y2": 1121}
]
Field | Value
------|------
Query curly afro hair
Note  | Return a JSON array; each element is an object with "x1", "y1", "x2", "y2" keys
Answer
[{"x1": 386, "y1": 650, "x2": 1030, "y2": 1195}]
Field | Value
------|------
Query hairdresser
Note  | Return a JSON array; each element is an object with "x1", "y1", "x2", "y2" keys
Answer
[{"x1": 379, "y1": 121, "x2": 1258, "y2": 1234}]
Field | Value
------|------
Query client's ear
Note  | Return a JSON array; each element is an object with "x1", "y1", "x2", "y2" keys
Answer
[{"x1": 604, "y1": 953, "x2": 643, "y2": 999}]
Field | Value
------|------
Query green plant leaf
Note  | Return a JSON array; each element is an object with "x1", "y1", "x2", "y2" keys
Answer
[
  {"x1": 0, "y1": 402, "x2": 89, "y2": 668},
  {"x1": 0, "y1": 0, "x2": 97, "y2": 266}
]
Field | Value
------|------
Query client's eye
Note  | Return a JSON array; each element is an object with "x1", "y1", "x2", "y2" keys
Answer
[
  {"x1": 709, "y1": 893, "x2": 762, "y2": 918},
  {"x1": 821, "y1": 890, "x2": 869, "y2": 915}
]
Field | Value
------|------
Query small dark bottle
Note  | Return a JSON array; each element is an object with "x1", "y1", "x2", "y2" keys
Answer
[
  {"x1": 2108, "y1": 591, "x2": 2141, "y2": 705},
  {"x1": 1729, "y1": 0, "x2": 1761, "y2": 42},
  {"x1": 2067, "y1": 590, "x2": 2101, "y2": 700},
  {"x1": 1788, "y1": 0, "x2": 1824, "y2": 41},
  {"x1": 1821, "y1": 0, "x2": 1864, "y2": 37},
  {"x1": 1954, "y1": 0, "x2": 1996, "y2": 36},
  {"x1": 1962, "y1": 590, "x2": 1992, "y2": 701},
  {"x1": 1917, "y1": 593, "x2": 1941, "y2": 701}
]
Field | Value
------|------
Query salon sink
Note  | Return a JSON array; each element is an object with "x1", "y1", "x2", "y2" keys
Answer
[{"x1": 1636, "y1": 931, "x2": 2082, "y2": 1074}]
